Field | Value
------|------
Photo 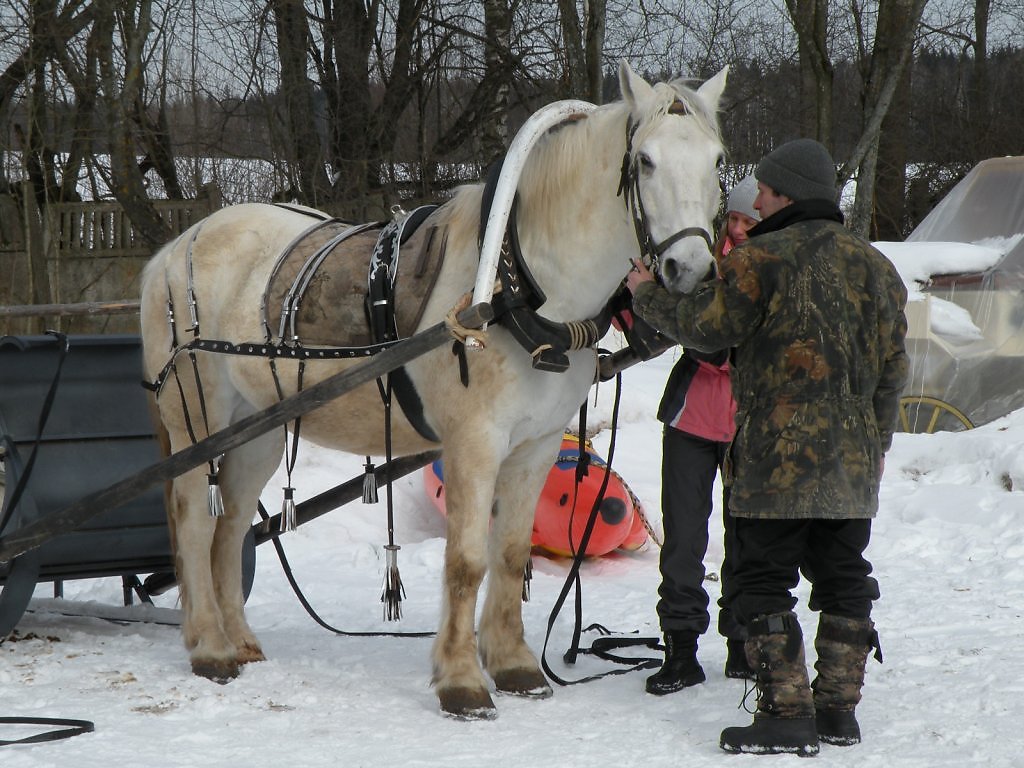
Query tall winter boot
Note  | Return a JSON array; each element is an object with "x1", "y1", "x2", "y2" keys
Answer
[
  {"x1": 725, "y1": 637, "x2": 756, "y2": 680},
  {"x1": 720, "y1": 611, "x2": 819, "y2": 756},
  {"x1": 811, "y1": 614, "x2": 880, "y2": 746},
  {"x1": 645, "y1": 630, "x2": 706, "y2": 695}
]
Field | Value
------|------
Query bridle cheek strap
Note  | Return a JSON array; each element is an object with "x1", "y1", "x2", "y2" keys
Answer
[{"x1": 617, "y1": 125, "x2": 712, "y2": 269}]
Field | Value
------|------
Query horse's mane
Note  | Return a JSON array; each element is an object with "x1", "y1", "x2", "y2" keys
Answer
[{"x1": 436, "y1": 75, "x2": 722, "y2": 258}]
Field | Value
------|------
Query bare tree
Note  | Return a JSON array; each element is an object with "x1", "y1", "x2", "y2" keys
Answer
[
  {"x1": 271, "y1": 0, "x2": 332, "y2": 204},
  {"x1": 783, "y1": 0, "x2": 833, "y2": 144},
  {"x1": 844, "y1": 0, "x2": 928, "y2": 237},
  {"x1": 94, "y1": 0, "x2": 172, "y2": 246}
]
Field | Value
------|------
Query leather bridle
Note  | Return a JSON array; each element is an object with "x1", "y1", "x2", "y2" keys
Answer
[{"x1": 616, "y1": 104, "x2": 714, "y2": 276}]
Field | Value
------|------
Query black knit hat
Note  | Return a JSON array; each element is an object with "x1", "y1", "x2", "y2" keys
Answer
[{"x1": 755, "y1": 139, "x2": 836, "y2": 202}]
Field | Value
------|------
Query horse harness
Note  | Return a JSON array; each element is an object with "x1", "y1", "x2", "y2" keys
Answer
[
  {"x1": 617, "y1": 98, "x2": 714, "y2": 271},
  {"x1": 143, "y1": 103, "x2": 704, "y2": 532},
  {"x1": 146, "y1": 94, "x2": 713, "y2": 412}
]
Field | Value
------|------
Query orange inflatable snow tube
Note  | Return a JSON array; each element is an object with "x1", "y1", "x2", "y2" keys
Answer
[{"x1": 424, "y1": 433, "x2": 648, "y2": 557}]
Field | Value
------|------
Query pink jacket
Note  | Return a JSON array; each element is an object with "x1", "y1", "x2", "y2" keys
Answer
[{"x1": 659, "y1": 351, "x2": 737, "y2": 443}]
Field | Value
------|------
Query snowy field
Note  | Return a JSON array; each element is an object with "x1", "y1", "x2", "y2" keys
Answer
[
  {"x1": 3, "y1": 346, "x2": 1023, "y2": 766},
  {"x1": 3, "y1": 241, "x2": 1023, "y2": 765}
]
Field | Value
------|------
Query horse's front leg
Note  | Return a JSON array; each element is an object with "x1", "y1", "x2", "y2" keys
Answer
[
  {"x1": 432, "y1": 439, "x2": 500, "y2": 719},
  {"x1": 478, "y1": 436, "x2": 560, "y2": 699}
]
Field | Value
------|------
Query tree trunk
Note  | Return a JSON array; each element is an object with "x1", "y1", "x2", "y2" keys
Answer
[
  {"x1": 872, "y1": 62, "x2": 911, "y2": 239},
  {"x1": 969, "y1": 0, "x2": 991, "y2": 160},
  {"x1": 785, "y1": 0, "x2": 833, "y2": 144},
  {"x1": 320, "y1": 0, "x2": 375, "y2": 216},
  {"x1": 480, "y1": 0, "x2": 512, "y2": 164},
  {"x1": 556, "y1": 0, "x2": 588, "y2": 98},
  {"x1": 272, "y1": 0, "x2": 332, "y2": 206},
  {"x1": 843, "y1": 0, "x2": 926, "y2": 237},
  {"x1": 95, "y1": 0, "x2": 170, "y2": 248},
  {"x1": 585, "y1": 0, "x2": 607, "y2": 104}
]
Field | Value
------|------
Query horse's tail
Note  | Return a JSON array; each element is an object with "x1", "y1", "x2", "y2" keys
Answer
[
  {"x1": 139, "y1": 224, "x2": 190, "y2": 371},
  {"x1": 140, "y1": 234, "x2": 185, "y2": 573}
]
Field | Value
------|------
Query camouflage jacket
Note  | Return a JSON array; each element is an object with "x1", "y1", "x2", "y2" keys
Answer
[{"x1": 633, "y1": 212, "x2": 909, "y2": 520}]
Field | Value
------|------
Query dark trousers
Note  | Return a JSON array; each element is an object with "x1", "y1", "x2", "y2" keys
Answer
[
  {"x1": 657, "y1": 427, "x2": 743, "y2": 640},
  {"x1": 725, "y1": 517, "x2": 880, "y2": 625}
]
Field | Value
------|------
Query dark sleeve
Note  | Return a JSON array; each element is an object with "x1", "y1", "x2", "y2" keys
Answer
[
  {"x1": 873, "y1": 274, "x2": 910, "y2": 452},
  {"x1": 632, "y1": 246, "x2": 766, "y2": 353}
]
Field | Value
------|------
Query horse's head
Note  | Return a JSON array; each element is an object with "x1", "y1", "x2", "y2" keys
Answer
[{"x1": 618, "y1": 61, "x2": 727, "y2": 294}]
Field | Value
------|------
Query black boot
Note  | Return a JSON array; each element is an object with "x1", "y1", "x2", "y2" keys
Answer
[
  {"x1": 721, "y1": 715, "x2": 819, "y2": 756},
  {"x1": 719, "y1": 612, "x2": 819, "y2": 756},
  {"x1": 811, "y1": 614, "x2": 879, "y2": 746},
  {"x1": 645, "y1": 630, "x2": 705, "y2": 695},
  {"x1": 725, "y1": 638, "x2": 755, "y2": 680},
  {"x1": 816, "y1": 709, "x2": 861, "y2": 746}
]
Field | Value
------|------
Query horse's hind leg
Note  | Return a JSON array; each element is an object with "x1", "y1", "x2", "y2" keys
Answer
[
  {"x1": 478, "y1": 436, "x2": 559, "y2": 698},
  {"x1": 168, "y1": 465, "x2": 240, "y2": 681},
  {"x1": 431, "y1": 438, "x2": 500, "y2": 719},
  {"x1": 212, "y1": 429, "x2": 283, "y2": 666}
]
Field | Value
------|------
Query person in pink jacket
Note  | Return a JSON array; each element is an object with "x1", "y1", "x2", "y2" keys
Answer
[{"x1": 645, "y1": 176, "x2": 761, "y2": 695}]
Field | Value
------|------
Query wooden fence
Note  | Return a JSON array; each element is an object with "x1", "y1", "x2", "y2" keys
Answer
[{"x1": 0, "y1": 183, "x2": 221, "y2": 335}]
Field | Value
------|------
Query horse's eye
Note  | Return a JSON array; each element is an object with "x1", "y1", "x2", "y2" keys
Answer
[
  {"x1": 716, "y1": 154, "x2": 725, "y2": 169},
  {"x1": 638, "y1": 153, "x2": 654, "y2": 171}
]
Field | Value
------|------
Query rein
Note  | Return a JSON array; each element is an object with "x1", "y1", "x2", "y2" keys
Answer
[
  {"x1": 539, "y1": 370, "x2": 662, "y2": 685},
  {"x1": 0, "y1": 717, "x2": 94, "y2": 746}
]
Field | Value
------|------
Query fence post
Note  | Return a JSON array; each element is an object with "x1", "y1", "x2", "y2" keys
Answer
[{"x1": 21, "y1": 180, "x2": 51, "y2": 334}]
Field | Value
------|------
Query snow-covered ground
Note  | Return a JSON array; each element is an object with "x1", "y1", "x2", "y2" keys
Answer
[
  {"x1": 3, "y1": 241, "x2": 1022, "y2": 765},
  {"x1": 3, "y1": 351, "x2": 1023, "y2": 766}
]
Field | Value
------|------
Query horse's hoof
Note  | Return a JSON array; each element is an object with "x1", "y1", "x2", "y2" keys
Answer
[
  {"x1": 493, "y1": 668, "x2": 553, "y2": 699},
  {"x1": 191, "y1": 658, "x2": 240, "y2": 683},
  {"x1": 438, "y1": 686, "x2": 498, "y2": 720},
  {"x1": 237, "y1": 643, "x2": 266, "y2": 665}
]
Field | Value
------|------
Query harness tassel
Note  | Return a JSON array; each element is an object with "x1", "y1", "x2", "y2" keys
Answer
[
  {"x1": 362, "y1": 458, "x2": 379, "y2": 504},
  {"x1": 381, "y1": 544, "x2": 405, "y2": 621},
  {"x1": 280, "y1": 486, "x2": 297, "y2": 533},
  {"x1": 206, "y1": 472, "x2": 224, "y2": 518},
  {"x1": 522, "y1": 557, "x2": 533, "y2": 602}
]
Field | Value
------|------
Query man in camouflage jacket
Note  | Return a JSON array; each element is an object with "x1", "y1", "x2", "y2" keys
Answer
[{"x1": 627, "y1": 139, "x2": 908, "y2": 756}]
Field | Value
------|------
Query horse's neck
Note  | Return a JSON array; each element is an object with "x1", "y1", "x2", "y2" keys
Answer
[{"x1": 513, "y1": 110, "x2": 636, "y2": 322}]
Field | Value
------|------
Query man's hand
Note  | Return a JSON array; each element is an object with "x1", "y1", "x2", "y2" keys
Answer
[{"x1": 626, "y1": 258, "x2": 656, "y2": 295}]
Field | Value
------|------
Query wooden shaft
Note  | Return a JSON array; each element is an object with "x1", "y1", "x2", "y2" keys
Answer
[
  {"x1": 253, "y1": 449, "x2": 440, "y2": 546},
  {"x1": 0, "y1": 300, "x2": 141, "y2": 318},
  {"x1": 142, "y1": 449, "x2": 442, "y2": 595}
]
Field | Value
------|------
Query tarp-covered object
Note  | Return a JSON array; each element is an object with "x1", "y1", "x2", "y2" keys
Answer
[{"x1": 885, "y1": 156, "x2": 1024, "y2": 430}]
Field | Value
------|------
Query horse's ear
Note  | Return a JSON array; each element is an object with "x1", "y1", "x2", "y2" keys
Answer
[
  {"x1": 696, "y1": 65, "x2": 729, "y2": 112},
  {"x1": 618, "y1": 59, "x2": 653, "y2": 108}
]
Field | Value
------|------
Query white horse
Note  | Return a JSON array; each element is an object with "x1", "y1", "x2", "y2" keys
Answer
[{"x1": 139, "y1": 60, "x2": 727, "y2": 719}]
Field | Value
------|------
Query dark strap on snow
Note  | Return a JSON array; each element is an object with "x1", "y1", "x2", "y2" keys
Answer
[
  {"x1": 572, "y1": 624, "x2": 663, "y2": 666},
  {"x1": 257, "y1": 502, "x2": 434, "y2": 638},
  {"x1": 540, "y1": 372, "x2": 661, "y2": 685},
  {"x1": 0, "y1": 717, "x2": 94, "y2": 746}
]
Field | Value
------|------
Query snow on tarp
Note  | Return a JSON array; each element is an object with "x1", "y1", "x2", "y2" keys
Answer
[
  {"x1": 873, "y1": 156, "x2": 1024, "y2": 430},
  {"x1": 907, "y1": 156, "x2": 1024, "y2": 279}
]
